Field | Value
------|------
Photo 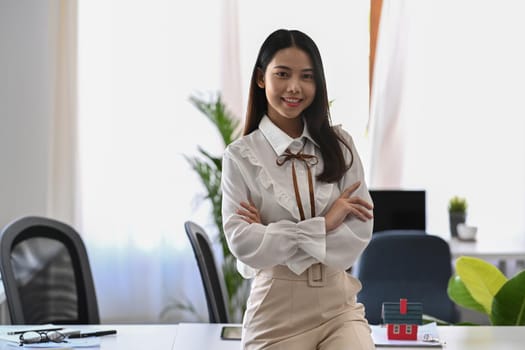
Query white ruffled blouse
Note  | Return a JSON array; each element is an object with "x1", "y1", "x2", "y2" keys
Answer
[{"x1": 221, "y1": 115, "x2": 373, "y2": 278}]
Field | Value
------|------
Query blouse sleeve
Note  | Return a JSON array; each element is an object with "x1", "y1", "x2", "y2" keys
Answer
[
  {"x1": 320, "y1": 128, "x2": 373, "y2": 271},
  {"x1": 221, "y1": 150, "x2": 326, "y2": 274}
]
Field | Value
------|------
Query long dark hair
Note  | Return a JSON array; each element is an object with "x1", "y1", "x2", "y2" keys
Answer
[{"x1": 243, "y1": 29, "x2": 353, "y2": 183}]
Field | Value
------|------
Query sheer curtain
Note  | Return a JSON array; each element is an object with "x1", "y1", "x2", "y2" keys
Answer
[
  {"x1": 370, "y1": 0, "x2": 525, "y2": 239},
  {"x1": 77, "y1": 0, "x2": 223, "y2": 323},
  {"x1": 77, "y1": 0, "x2": 369, "y2": 323},
  {"x1": 48, "y1": 0, "x2": 79, "y2": 225},
  {"x1": 369, "y1": 0, "x2": 409, "y2": 187}
]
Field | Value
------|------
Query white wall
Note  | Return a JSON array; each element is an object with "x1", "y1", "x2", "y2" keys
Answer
[{"x1": 0, "y1": 0, "x2": 56, "y2": 228}]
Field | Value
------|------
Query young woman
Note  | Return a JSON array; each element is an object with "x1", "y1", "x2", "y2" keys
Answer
[{"x1": 221, "y1": 29, "x2": 375, "y2": 350}]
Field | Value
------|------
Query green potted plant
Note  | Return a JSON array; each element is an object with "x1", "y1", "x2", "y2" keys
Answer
[
  {"x1": 447, "y1": 256, "x2": 525, "y2": 325},
  {"x1": 448, "y1": 196, "x2": 467, "y2": 238},
  {"x1": 184, "y1": 92, "x2": 248, "y2": 322}
]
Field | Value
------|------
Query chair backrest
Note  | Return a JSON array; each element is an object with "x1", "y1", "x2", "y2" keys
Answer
[
  {"x1": 0, "y1": 216, "x2": 100, "y2": 325},
  {"x1": 369, "y1": 190, "x2": 426, "y2": 233},
  {"x1": 184, "y1": 221, "x2": 230, "y2": 323},
  {"x1": 356, "y1": 230, "x2": 458, "y2": 325}
]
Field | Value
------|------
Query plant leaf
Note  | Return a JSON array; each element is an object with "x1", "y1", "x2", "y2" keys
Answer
[
  {"x1": 197, "y1": 146, "x2": 222, "y2": 170},
  {"x1": 491, "y1": 270, "x2": 525, "y2": 325},
  {"x1": 455, "y1": 256, "x2": 507, "y2": 314},
  {"x1": 189, "y1": 93, "x2": 239, "y2": 147},
  {"x1": 186, "y1": 92, "x2": 244, "y2": 321},
  {"x1": 447, "y1": 274, "x2": 487, "y2": 315}
]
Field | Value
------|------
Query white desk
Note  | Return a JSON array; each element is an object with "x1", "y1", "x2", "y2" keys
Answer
[
  {"x1": 448, "y1": 235, "x2": 525, "y2": 276},
  {"x1": 0, "y1": 324, "x2": 179, "y2": 350},
  {"x1": 1, "y1": 323, "x2": 524, "y2": 349},
  {"x1": 174, "y1": 323, "x2": 524, "y2": 349}
]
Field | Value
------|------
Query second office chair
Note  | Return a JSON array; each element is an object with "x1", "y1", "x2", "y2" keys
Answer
[
  {"x1": 184, "y1": 221, "x2": 230, "y2": 323},
  {"x1": 355, "y1": 230, "x2": 459, "y2": 325}
]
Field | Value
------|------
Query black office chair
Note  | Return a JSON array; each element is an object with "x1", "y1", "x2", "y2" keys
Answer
[
  {"x1": 0, "y1": 216, "x2": 100, "y2": 324},
  {"x1": 184, "y1": 221, "x2": 230, "y2": 323},
  {"x1": 356, "y1": 230, "x2": 459, "y2": 325}
]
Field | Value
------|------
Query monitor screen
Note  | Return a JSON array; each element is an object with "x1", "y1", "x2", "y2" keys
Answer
[{"x1": 369, "y1": 190, "x2": 426, "y2": 233}]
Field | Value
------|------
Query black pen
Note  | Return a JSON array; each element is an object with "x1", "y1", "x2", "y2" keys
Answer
[
  {"x1": 7, "y1": 327, "x2": 64, "y2": 335},
  {"x1": 68, "y1": 330, "x2": 117, "y2": 338}
]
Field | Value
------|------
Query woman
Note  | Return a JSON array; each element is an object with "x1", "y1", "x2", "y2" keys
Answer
[{"x1": 221, "y1": 29, "x2": 375, "y2": 349}]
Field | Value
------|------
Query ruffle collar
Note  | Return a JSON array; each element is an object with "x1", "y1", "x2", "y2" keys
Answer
[{"x1": 230, "y1": 131, "x2": 335, "y2": 219}]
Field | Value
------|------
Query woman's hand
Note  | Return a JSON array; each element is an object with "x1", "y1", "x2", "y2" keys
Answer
[
  {"x1": 324, "y1": 181, "x2": 373, "y2": 232},
  {"x1": 237, "y1": 199, "x2": 262, "y2": 224}
]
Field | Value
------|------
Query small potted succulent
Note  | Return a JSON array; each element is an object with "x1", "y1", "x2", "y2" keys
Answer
[{"x1": 448, "y1": 196, "x2": 467, "y2": 238}]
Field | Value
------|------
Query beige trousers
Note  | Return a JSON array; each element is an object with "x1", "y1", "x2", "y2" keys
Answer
[{"x1": 242, "y1": 264, "x2": 375, "y2": 350}]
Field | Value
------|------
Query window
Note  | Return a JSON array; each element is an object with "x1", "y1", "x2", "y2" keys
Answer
[
  {"x1": 78, "y1": 0, "x2": 370, "y2": 323},
  {"x1": 393, "y1": 324, "x2": 400, "y2": 334},
  {"x1": 370, "y1": 1, "x2": 525, "y2": 241}
]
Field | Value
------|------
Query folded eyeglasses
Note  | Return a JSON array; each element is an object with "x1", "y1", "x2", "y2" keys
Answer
[{"x1": 19, "y1": 330, "x2": 68, "y2": 346}]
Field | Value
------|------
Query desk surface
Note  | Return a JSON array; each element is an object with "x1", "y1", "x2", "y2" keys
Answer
[
  {"x1": 0, "y1": 324, "x2": 179, "y2": 350},
  {"x1": 446, "y1": 233, "x2": 525, "y2": 278},
  {"x1": 2, "y1": 323, "x2": 522, "y2": 350},
  {"x1": 448, "y1": 235, "x2": 525, "y2": 260}
]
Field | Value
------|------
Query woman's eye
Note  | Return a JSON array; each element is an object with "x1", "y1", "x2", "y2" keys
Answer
[
  {"x1": 275, "y1": 71, "x2": 288, "y2": 78},
  {"x1": 303, "y1": 73, "x2": 314, "y2": 80}
]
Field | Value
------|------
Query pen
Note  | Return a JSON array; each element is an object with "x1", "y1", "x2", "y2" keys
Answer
[
  {"x1": 68, "y1": 329, "x2": 117, "y2": 338},
  {"x1": 7, "y1": 327, "x2": 64, "y2": 335}
]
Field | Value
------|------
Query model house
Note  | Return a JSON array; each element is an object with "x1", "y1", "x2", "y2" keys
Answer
[{"x1": 382, "y1": 299, "x2": 423, "y2": 340}]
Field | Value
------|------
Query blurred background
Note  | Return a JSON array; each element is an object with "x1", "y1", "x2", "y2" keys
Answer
[{"x1": 1, "y1": 0, "x2": 524, "y2": 323}]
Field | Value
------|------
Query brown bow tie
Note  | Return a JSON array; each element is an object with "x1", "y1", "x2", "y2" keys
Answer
[{"x1": 276, "y1": 144, "x2": 319, "y2": 220}]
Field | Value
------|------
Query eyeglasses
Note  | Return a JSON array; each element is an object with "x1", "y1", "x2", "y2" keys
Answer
[{"x1": 19, "y1": 330, "x2": 67, "y2": 345}]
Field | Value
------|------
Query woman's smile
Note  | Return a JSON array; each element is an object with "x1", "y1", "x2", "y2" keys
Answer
[{"x1": 282, "y1": 97, "x2": 302, "y2": 107}]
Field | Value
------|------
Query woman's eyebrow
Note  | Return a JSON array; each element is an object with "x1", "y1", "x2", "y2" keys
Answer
[{"x1": 272, "y1": 65, "x2": 313, "y2": 72}]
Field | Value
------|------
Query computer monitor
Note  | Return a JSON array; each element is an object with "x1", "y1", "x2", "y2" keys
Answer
[{"x1": 369, "y1": 190, "x2": 426, "y2": 233}]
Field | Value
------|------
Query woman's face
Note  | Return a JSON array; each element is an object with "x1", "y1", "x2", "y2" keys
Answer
[{"x1": 258, "y1": 47, "x2": 316, "y2": 129}]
